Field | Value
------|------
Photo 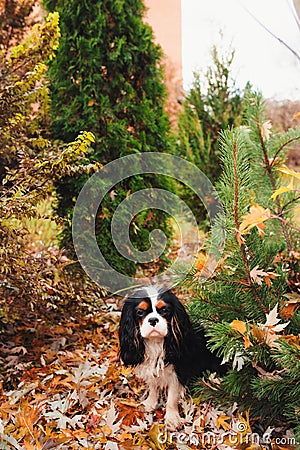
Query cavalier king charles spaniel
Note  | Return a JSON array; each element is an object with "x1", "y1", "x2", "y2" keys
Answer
[{"x1": 118, "y1": 285, "x2": 224, "y2": 430}]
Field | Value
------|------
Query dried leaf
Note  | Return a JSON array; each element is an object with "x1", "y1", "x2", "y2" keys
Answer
[
  {"x1": 261, "y1": 120, "x2": 272, "y2": 140},
  {"x1": 292, "y1": 111, "x2": 300, "y2": 120},
  {"x1": 271, "y1": 185, "x2": 293, "y2": 200},
  {"x1": 250, "y1": 265, "x2": 278, "y2": 287},
  {"x1": 216, "y1": 414, "x2": 231, "y2": 431},
  {"x1": 239, "y1": 203, "x2": 271, "y2": 235},
  {"x1": 280, "y1": 293, "x2": 300, "y2": 319},
  {"x1": 230, "y1": 320, "x2": 247, "y2": 335},
  {"x1": 276, "y1": 166, "x2": 300, "y2": 180}
]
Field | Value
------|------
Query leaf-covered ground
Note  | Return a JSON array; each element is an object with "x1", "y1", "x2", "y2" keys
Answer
[{"x1": 0, "y1": 296, "x2": 297, "y2": 450}]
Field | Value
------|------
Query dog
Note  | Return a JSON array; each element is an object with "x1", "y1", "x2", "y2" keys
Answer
[{"x1": 118, "y1": 285, "x2": 224, "y2": 429}]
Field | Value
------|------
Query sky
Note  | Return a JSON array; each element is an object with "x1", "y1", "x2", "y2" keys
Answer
[{"x1": 181, "y1": 0, "x2": 300, "y2": 100}]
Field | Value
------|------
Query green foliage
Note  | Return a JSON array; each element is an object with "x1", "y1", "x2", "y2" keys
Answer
[
  {"x1": 0, "y1": 11, "x2": 60, "y2": 180},
  {"x1": 43, "y1": 0, "x2": 173, "y2": 276},
  {"x1": 188, "y1": 91, "x2": 300, "y2": 434},
  {"x1": 0, "y1": 12, "x2": 104, "y2": 320},
  {"x1": 175, "y1": 47, "x2": 245, "y2": 224}
]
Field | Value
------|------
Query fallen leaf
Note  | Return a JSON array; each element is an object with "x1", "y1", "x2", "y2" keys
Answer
[
  {"x1": 276, "y1": 166, "x2": 300, "y2": 180},
  {"x1": 261, "y1": 120, "x2": 272, "y2": 140},
  {"x1": 230, "y1": 320, "x2": 247, "y2": 335},
  {"x1": 271, "y1": 185, "x2": 293, "y2": 200},
  {"x1": 216, "y1": 414, "x2": 231, "y2": 431},
  {"x1": 239, "y1": 203, "x2": 271, "y2": 235},
  {"x1": 280, "y1": 293, "x2": 300, "y2": 319}
]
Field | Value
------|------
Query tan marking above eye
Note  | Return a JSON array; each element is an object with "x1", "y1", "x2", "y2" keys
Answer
[
  {"x1": 156, "y1": 300, "x2": 167, "y2": 309},
  {"x1": 138, "y1": 300, "x2": 149, "y2": 310}
]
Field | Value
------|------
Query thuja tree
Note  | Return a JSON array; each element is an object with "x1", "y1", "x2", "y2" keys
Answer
[
  {"x1": 175, "y1": 47, "x2": 245, "y2": 224},
  {"x1": 188, "y1": 92, "x2": 300, "y2": 437},
  {"x1": 43, "y1": 0, "x2": 173, "y2": 276}
]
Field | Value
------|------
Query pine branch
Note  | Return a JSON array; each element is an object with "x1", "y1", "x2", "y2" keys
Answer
[
  {"x1": 232, "y1": 137, "x2": 268, "y2": 314},
  {"x1": 196, "y1": 295, "x2": 240, "y2": 312},
  {"x1": 270, "y1": 136, "x2": 300, "y2": 167},
  {"x1": 256, "y1": 119, "x2": 293, "y2": 252}
]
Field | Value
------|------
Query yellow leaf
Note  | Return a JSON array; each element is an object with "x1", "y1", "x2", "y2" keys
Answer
[
  {"x1": 216, "y1": 414, "x2": 231, "y2": 430},
  {"x1": 87, "y1": 98, "x2": 95, "y2": 107},
  {"x1": 276, "y1": 166, "x2": 300, "y2": 180},
  {"x1": 271, "y1": 185, "x2": 293, "y2": 200},
  {"x1": 239, "y1": 203, "x2": 271, "y2": 235},
  {"x1": 237, "y1": 411, "x2": 251, "y2": 435},
  {"x1": 230, "y1": 320, "x2": 247, "y2": 335},
  {"x1": 292, "y1": 111, "x2": 300, "y2": 120},
  {"x1": 102, "y1": 425, "x2": 112, "y2": 435},
  {"x1": 147, "y1": 424, "x2": 167, "y2": 449}
]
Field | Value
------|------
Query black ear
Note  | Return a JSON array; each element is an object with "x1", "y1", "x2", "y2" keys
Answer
[
  {"x1": 163, "y1": 292, "x2": 204, "y2": 385},
  {"x1": 118, "y1": 298, "x2": 145, "y2": 366},
  {"x1": 166, "y1": 295, "x2": 194, "y2": 356},
  {"x1": 163, "y1": 292, "x2": 194, "y2": 360}
]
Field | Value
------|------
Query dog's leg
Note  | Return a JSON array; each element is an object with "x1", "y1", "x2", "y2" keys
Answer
[
  {"x1": 143, "y1": 382, "x2": 159, "y2": 411},
  {"x1": 164, "y1": 377, "x2": 183, "y2": 430}
]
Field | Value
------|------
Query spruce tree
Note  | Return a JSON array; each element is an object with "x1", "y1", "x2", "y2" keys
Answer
[
  {"x1": 175, "y1": 47, "x2": 245, "y2": 224},
  {"x1": 188, "y1": 92, "x2": 300, "y2": 438},
  {"x1": 43, "y1": 0, "x2": 173, "y2": 276}
]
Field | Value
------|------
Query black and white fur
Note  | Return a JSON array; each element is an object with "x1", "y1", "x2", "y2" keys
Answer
[{"x1": 118, "y1": 285, "x2": 224, "y2": 430}]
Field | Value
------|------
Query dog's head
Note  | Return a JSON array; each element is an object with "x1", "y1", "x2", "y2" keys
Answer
[{"x1": 118, "y1": 286, "x2": 193, "y2": 366}]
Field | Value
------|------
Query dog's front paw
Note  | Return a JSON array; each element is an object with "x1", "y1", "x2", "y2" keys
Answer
[{"x1": 165, "y1": 409, "x2": 182, "y2": 430}]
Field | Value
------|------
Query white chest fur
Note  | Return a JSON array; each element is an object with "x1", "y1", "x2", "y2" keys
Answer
[
  {"x1": 135, "y1": 338, "x2": 178, "y2": 389},
  {"x1": 135, "y1": 337, "x2": 184, "y2": 430}
]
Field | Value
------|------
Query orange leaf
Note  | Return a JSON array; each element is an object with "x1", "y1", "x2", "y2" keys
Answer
[
  {"x1": 279, "y1": 334, "x2": 300, "y2": 349},
  {"x1": 230, "y1": 320, "x2": 247, "y2": 335},
  {"x1": 118, "y1": 431, "x2": 133, "y2": 442},
  {"x1": 235, "y1": 228, "x2": 246, "y2": 246},
  {"x1": 216, "y1": 414, "x2": 231, "y2": 431},
  {"x1": 195, "y1": 252, "x2": 208, "y2": 272},
  {"x1": 243, "y1": 335, "x2": 252, "y2": 349},
  {"x1": 250, "y1": 325, "x2": 264, "y2": 341},
  {"x1": 280, "y1": 293, "x2": 300, "y2": 319}
]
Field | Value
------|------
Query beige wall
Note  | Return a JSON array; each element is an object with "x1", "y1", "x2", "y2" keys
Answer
[
  {"x1": 293, "y1": 0, "x2": 300, "y2": 19},
  {"x1": 144, "y1": 0, "x2": 182, "y2": 83}
]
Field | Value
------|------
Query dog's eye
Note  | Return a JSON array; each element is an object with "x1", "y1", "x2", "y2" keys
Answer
[
  {"x1": 136, "y1": 309, "x2": 146, "y2": 318},
  {"x1": 157, "y1": 306, "x2": 168, "y2": 314}
]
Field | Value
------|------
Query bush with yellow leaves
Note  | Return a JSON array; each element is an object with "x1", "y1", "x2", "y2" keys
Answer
[{"x1": 0, "y1": 10, "x2": 102, "y2": 322}]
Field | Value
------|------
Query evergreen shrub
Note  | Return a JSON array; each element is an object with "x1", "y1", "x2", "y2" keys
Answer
[
  {"x1": 188, "y1": 92, "x2": 300, "y2": 437},
  {"x1": 43, "y1": 0, "x2": 174, "y2": 277}
]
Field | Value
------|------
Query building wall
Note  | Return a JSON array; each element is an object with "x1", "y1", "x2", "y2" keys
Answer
[
  {"x1": 144, "y1": 0, "x2": 182, "y2": 123},
  {"x1": 144, "y1": 0, "x2": 182, "y2": 83}
]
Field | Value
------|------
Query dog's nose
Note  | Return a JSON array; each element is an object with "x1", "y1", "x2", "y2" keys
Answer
[{"x1": 148, "y1": 317, "x2": 159, "y2": 327}]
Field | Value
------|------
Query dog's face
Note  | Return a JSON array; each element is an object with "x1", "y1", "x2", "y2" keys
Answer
[
  {"x1": 134, "y1": 286, "x2": 170, "y2": 339},
  {"x1": 119, "y1": 286, "x2": 193, "y2": 367}
]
